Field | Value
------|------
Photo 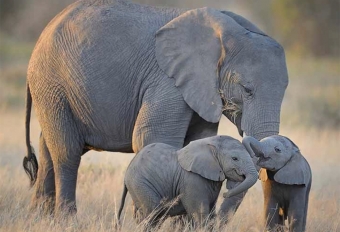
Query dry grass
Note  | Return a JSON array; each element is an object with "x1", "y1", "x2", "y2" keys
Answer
[{"x1": 0, "y1": 111, "x2": 339, "y2": 231}]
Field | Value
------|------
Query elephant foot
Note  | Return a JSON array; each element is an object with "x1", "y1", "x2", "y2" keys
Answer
[
  {"x1": 30, "y1": 195, "x2": 56, "y2": 216},
  {"x1": 55, "y1": 201, "x2": 77, "y2": 218}
]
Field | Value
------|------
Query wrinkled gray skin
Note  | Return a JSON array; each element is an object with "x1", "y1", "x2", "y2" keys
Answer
[
  {"x1": 23, "y1": 0, "x2": 288, "y2": 215},
  {"x1": 118, "y1": 136, "x2": 258, "y2": 228},
  {"x1": 243, "y1": 135, "x2": 312, "y2": 232}
]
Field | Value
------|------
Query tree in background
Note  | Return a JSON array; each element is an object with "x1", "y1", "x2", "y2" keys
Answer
[
  {"x1": 0, "y1": 0, "x2": 26, "y2": 33},
  {"x1": 269, "y1": 0, "x2": 339, "y2": 57}
]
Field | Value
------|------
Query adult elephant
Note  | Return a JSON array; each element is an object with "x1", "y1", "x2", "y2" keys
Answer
[{"x1": 23, "y1": 0, "x2": 288, "y2": 215}]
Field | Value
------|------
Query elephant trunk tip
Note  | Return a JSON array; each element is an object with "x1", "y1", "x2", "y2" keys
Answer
[{"x1": 224, "y1": 172, "x2": 258, "y2": 198}]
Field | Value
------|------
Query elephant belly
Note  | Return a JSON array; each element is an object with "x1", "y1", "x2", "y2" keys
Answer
[{"x1": 84, "y1": 135, "x2": 133, "y2": 153}]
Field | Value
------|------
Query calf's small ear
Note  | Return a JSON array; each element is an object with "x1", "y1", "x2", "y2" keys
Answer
[
  {"x1": 177, "y1": 140, "x2": 225, "y2": 182},
  {"x1": 274, "y1": 153, "x2": 311, "y2": 185}
]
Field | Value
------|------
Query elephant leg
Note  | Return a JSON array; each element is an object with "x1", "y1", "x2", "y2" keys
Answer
[
  {"x1": 128, "y1": 185, "x2": 165, "y2": 228},
  {"x1": 182, "y1": 195, "x2": 212, "y2": 229},
  {"x1": 287, "y1": 198, "x2": 306, "y2": 232},
  {"x1": 31, "y1": 133, "x2": 55, "y2": 214},
  {"x1": 132, "y1": 88, "x2": 192, "y2": 153},
  {"x1": 263, "y1": 198, "x2": 283, "y2": 231},
  {"x1": 42, "y1": 115, "x2": 83, "y2": 215},
  {"x1": 301, "y1": 185, "x2": 311, "y2": 231},
  {"x1": 218, "y1": 181, "x2": 247, "y2": 222},
  {"x1": 187, "y1": 202, "x2": 211, "y2": 229},
  {"x1": 139, "y1": 199, "x2": 166, "y2": 229},
  {"x1": 183, "y1": 112, "x2": 219, "y2": 146},
  {"x1": 52, "y1": 146, "x2": 82, "y2": 216}
]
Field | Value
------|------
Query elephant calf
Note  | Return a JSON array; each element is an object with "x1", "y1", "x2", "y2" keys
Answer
[
  {"x1": 243, "y1": 135, "x2": 312, "y2": 232},
  {"x1": 118, "y1": 136, "x2": 258, "y2": 228}
]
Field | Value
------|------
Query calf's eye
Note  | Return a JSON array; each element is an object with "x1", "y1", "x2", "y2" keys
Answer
[
  {"x1": 274, "y1": 147, "x2": 281, "y2": 153},
  {"x1": 232, "y1": 157, "x2": 239, "y2": 161}
]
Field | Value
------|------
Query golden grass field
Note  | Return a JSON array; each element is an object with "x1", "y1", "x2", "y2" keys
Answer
[{"x1": 0, "y1": 36, "x2": 339, "y2": 232}]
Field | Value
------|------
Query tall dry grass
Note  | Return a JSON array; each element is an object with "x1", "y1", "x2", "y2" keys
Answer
[{"x1": 0, "y1": 111, "x2": 339, "y2": 231}]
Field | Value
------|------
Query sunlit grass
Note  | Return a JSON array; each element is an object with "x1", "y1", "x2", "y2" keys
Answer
[{"x1": 0, "y1": 110, "x2": 339, "y2": 231}]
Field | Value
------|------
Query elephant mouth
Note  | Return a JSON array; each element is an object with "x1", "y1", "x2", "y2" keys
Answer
[
  {"x1": 225, "y1": 169, "x2": 245, "y2": 182},
  {"x1": 257, "y1": 156, "x2": 271, "y2": 165},
  {"x1": 235, "y1": 168, "x2": 245, "y2": 176}
]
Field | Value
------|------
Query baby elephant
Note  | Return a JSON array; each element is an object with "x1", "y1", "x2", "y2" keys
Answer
[
  {"x1": 243, "y1": 135, "x2": 312, "y2": 232},
  {"x1": 118, "y1": 136, "x2": 258, "y2": 228}
]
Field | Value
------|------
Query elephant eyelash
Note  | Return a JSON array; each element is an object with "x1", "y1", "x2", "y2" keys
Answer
[
  {"x1": 232, "y1": 157, "x2": 239, "y2": 161},
  {"x1": 274, "y1": 147, "x2": 281, "y2": 153}
]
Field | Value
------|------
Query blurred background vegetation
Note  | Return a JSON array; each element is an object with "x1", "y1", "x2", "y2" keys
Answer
[{"x1": 0, "y1": 0, "x2": 339, "y2": 129}]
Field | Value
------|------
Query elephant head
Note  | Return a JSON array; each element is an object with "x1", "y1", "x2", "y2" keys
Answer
[
  {"x1": 156, "y1": 8, "x2": 288, "y2": 140},
  {"x1": 242, "y1": 135, "x2": 311, "y2": 185},
  {"x1": 177, "y1": 136, "x2": 258, "y2": 198}
]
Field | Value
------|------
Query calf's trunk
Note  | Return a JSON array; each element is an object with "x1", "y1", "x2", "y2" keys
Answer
[{"x1": 224, "y1": 165, "x2": 258, "y2": 198}]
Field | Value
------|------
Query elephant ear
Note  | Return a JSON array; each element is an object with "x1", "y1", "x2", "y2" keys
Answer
[
  {"x1": 156, "y1": 8, "x2": 234, "y2": 123},
  {"x1": 220, "y1": 11, "x2": 267, "y2": 36},
  {"x1": 177, "y1": 139, "x2": 225, "y2": 181},
  {"x1": 274, "y1": 153, "x2": 311, "y2": 185}
]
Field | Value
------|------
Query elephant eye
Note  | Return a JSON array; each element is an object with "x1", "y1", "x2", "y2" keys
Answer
[
  {"x1": 245, "y1": 87, "x2": 252, "y2": 94},
  {"x1": 241, "y1": 84, "x2": 253, "y2": 96},
  {"x1": 274, "y1": 147, "x2": 281, "y2": 153},
  {"x1": 232, "y1": 157, "x2": 239, "y2": 161}
]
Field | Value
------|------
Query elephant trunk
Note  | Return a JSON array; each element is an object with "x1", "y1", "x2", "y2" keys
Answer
[
  {"x1": 242, "y1": 103, "x2": 281, "y2": 140},
  {"x1": 224, "y1": 164, "x2": 258, "y2": 198},
  {"x1": 242, "y1": 136, "x2": 264, "y2": 157},
  {"x1": 242, "y1": 136, "x2": 264, "y2": 171}
]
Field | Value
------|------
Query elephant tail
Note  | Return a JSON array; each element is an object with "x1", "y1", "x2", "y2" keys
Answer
[
  {"x1": 117, "y1": 183, "x2": 128, "y2": 226},
  {"x1": 23, "y1": 83, "x2": 38, "y2": 187}
]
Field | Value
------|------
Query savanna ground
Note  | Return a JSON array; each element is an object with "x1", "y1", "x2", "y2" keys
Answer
[{"x1": 1, "y1": 33, "x2": 340, "y2": 231}]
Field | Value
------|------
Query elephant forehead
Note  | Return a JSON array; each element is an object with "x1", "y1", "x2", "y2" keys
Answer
[
  {"x1": 268, "y1": 135, "x2": 293, "y2": 149},
  {"x1": 221, "y1": 144, "x2": 248, "y2": 156},
  {"x1": 261, "y1": 136, "x2": 279, "y2": 144},
  {"x1": 226, "y1": 140, "x2": 244, "y2": 149},
  {"x1": 218, "y1": 136, "x2": 243, "y2": 148}
]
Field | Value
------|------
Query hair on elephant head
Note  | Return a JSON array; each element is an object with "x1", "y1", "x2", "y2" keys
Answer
[
  {"x1": 242, "y1": 135, "x2": 311, "y2": 185},
  {"x1": 178, "y1": 135, "x2": 258, "y2": 197},
  {"x1": 156, "y1": 7, "x2": 288, "y2": 139}
]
